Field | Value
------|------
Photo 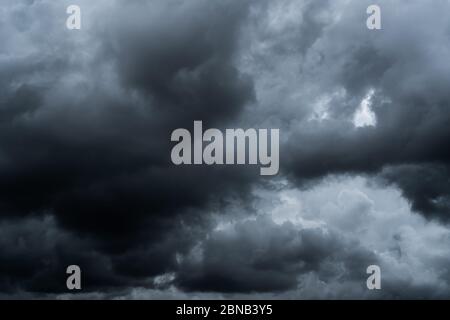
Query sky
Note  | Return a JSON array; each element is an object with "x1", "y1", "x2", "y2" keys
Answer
[{"x1": 1, "y1": 0, "x2": 450, "y2": 299}]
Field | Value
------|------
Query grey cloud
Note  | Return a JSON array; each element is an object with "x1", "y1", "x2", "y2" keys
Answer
[
  {"x1": 176, "y1": 216, "x2": 376, "y2": 293},
  {"x1": 1, "y1": 0, "x2": 450, "y2": 299}
]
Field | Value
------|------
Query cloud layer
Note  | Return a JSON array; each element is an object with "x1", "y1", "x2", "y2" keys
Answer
[{"x1": 1, "y1": 0, "x2": 450, "y2": 299}]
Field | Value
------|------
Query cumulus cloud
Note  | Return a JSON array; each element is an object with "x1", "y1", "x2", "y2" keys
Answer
[{"x1": 171, "y1": 176, "x2": 450, "y2": 299}]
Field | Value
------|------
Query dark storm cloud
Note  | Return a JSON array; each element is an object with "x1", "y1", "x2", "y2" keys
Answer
[
  {"x1": 0, "y1": 214, "x2": 203, "y2": 295},
  {"x1": 104, "y1": 0, "x2": 255, "y2": 126},
  {"x1": 276, "y1": 0, "x2": 450, "y2": 221},
  {"x1": 378, "y1": 164, "x2": 450, "y2": 221},
  {"x1": 1, "y1": 0, "x2": 450, "y2": 299},
  {"x1": 0, "y1": 216, "x2": 118, "y2": 294},
  {"x1": 0, "y1": 0, "x2": 258, "y2": 242},
  {"x1": 0, "y1": 0, "x2": 261, "y2": 294},
  {"x1": 176, "y1": 216, "x2": 376, "y2": 293}
]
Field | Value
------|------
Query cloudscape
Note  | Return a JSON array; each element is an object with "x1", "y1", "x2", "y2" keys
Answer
[{"x1": 1, "y1": 0, "x2": 450, "y2": 299}]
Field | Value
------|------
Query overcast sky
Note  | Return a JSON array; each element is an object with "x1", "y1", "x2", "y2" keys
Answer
[{"x1": 1, "y1": 0, "x2": 450, "y2": 299}]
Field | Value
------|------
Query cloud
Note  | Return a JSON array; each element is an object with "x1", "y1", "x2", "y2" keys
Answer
[
  {"x1": 178, "y1": 175, "x2": 450, "y2": 299},
  {"x1": 239, "y1": 0, "x2": 450, "y2": 221},
  {"x1": 0, "y1": 0, "x2": 259, "y2": 245},
  {"x1": 0, "y1": 215, "x2": 119, "y2": 294},
  {"x1": 1, "y1": 0, "x2": 450, "y2": 298},
  {"x1": 176, "y1": 215, "x2": 375, "y2": 294}
]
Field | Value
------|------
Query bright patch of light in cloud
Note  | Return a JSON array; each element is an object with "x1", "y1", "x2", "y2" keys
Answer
[{"x1": 353, "y1": 89, "x2": 377, "y2": 128}]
